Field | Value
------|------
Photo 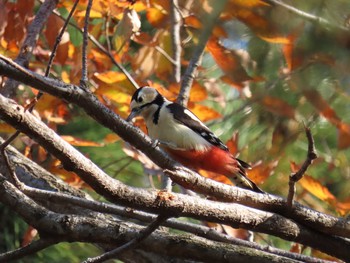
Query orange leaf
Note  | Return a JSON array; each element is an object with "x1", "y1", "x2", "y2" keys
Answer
[
  {"x1": 0, "y1": 123, "x2": 16, "y2": 133},
  {"x1": 335, "y1": 199, "x2": 350, "y2": 216},
  {"x1": 248, "y1": 160, "x2": 278, "y2": 185},
  {"x1": 50, "y1": 159, "x2": 87, "y2": 189},
  {"x1": 200, "y1": 170, "x2": 233, "y2": 185},
  {"x1": 188, "y1": 103, "x2": 221, "y2": 122},
  {"x1": 21, "y1": 226, "x2": 38, "y2": 247},
  {"x1": 168, "y1": 81, "x2": 208, "y2": 102},
  {"x1": 226, "y1": 132, "x2": 239, "y2": 155},
  {"x1": 184, "y1": 15, "x2": 202, "y2": 29},
  {"x1": 337, "y1": 122, "x2": 350, "y2": 150},
  {"x1": 297, "y1": 174, "x2": 336, "y2": 203},
  {"x1": 207, "y1": 38, "x2": 253, "y2": 88},
  {"x1": 61, "y1": 135, "x2": 103, "y2": 147},
  {"x1": 104, "y1": 133, "x2": 120, "y2": 143},
  {"x1": 302, "y1": 89, "x2": 340, "y2": 125},
  {"x1": 261, "y1": 96, "x2": 295, "y2": 119}
]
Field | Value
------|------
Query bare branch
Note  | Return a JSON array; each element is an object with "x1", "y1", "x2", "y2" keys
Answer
[
  {"x1": 1, "y1": 0, "x2": 58, "y2": 98},
  {"x1": 287, "y1": 126, "x2": 317, "y2": 207},
  {"x1": 80, "y1": 0, "x2": 93, "y2": 89},
  {"x1": 84, "y1": 215, "x2": 169, "y2": 263},
  {"x1": 0, "y1": 57, "x2": 350, "y2": 244},
  {"x1": 1, "y1": 178, "x2": 314, "y2": 263},
  {"x1": 21, "y1": 184, "x2": 330, "y2": 263},
  {"x1": 263, "y1": 0, "x2": 350, "y2": 32},
  {"x1": 177, "y1": 0, "x2": 227, "y2": 106},
  {"x1": 0, "y1": 238, "x2": 59, "y2": 262},
  {"x1": 0, "y1": 91, "x2": 349, "y2": 260},
  {"x1": 170, "y1": 0, "x2": 182, "y2": 84}
]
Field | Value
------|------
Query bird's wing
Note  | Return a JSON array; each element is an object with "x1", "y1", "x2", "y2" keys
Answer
[{"x1": 166, "y1": 103, "x2": 229, "y2": 151}]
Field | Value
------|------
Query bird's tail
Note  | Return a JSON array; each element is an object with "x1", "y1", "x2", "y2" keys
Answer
[{"x1": 231, "y1": 158, "x2": 264, "y2": 193}]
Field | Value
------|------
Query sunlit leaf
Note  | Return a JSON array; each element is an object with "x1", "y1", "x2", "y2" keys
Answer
[
  {"x1": 112, "y1": 8, "x2": 141, "y2": 54},
  {"x1": 207, "y1": 37, "x2": 253, "y2": 88},
  {"x1": 104, "y1": 133, "x2": 120, "y2": 143},
  {"x1": 188, "y1": 103, "x2": 221, "y2": 123},
  {"x1": 61, "y1": 135, "x2": 103, "y2": 147},
  {"x1": 291, "y1": 162, "x2": 336, "y2": 203},
  {"x1": 248, "y1": 160, "x2": 278, "y2": 185}
]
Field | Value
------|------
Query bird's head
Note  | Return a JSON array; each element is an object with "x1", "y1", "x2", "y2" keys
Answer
[{"x1": 126, "y1": 86, "x2": 163, "y2": 122}]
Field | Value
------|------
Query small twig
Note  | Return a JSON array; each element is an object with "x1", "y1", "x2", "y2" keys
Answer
[
  {"x1": 263, "y1": 0, "x2": 350, "y2": 32},
  {"x1": 170, "y1": 0, "x2": 182, "y2": 83},
  {"x1": 287, "y1": 126, "x2": 317, "y2": 207},
  {"x1": 80, "y1": 0, "x2": 93, "y2": 89},
  {"x1": 0, "y1": 238, "x2": 59, "y2": 262},
  {"x1": 178, "y1": 0, "x2": 227, "y2": 106},
  {"x1": 83, "y1": 215, "x2": 169, "y2": 263}
]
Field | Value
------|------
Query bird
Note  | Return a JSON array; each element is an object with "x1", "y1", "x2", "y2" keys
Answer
[{"x1": 126, "y1": 86, "x2": 263, "y2": 193}]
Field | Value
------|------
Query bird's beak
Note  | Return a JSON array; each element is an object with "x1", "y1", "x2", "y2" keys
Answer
[{"x1": 126, "y1": 108, "x2": 141, "y2": 122}]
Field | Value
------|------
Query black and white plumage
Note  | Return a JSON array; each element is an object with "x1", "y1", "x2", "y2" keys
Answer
[
  {"x1": 127, "y1": 86, "x2": 263, "y2": 193},
  {"x1": 127, "y1": 86, "x2": 226, "y2": 151}
]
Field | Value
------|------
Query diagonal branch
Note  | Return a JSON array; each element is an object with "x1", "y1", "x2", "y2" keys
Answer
[
  {"x1": 177, "y1": 0, "x2": 227, "y2": 106},
  {"x1": 0, "y1": 86, "x2": 349, "y2": 260},
  {"x1": 0, "y1": 56, "x2": 350, "y2": 242}
]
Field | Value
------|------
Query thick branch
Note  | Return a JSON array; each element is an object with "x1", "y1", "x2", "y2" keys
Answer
[
  {"x1": 0, "y1": 179, "x2": 304, "y2": 263},
  {"x1": 0, "y1": 90, "x2": 348, "y2": 260},
  {"x1": 0, "y1": 57, "x2": 349, "y2": 242}
]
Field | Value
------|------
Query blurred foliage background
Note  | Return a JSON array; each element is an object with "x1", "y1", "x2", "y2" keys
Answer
[{"x1": 1, "y1": 0, "x2": 350, "y2": 261}]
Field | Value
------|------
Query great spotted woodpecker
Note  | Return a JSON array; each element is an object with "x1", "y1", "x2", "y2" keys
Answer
[{"x1": 126, "y1": 86, "x2": 263, "y2": 193}]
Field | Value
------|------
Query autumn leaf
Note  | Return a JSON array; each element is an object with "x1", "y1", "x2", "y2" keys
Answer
[
  {"x1": 290, "y1": 162, "x2": 336, "y2": 203},
  {"x1": 207, "y1": 37, "x2": 253, "y2": 89},
  {"x1": 226, "y1": 132, "x2": 239, "y2": 155},
  {"x1": 248, "y1": 160, "x2": 278, "y2": 185},
  {"x1": 21, "y1": 226, "x2": 38, "y2": 247},
  {"x1": 188, "y1": 102, "x2": 221, "y2": 123},
  {"x1": 61, "y1": 135, "x2": 103, "y2": 147},
  {"x1": 200, "y1": 170, "x2": 233, "y2": 186},
  {"x1": 112, "y1": 8, "x2": 141, "y2": 54},
  {"x1": 260, "y1": 96, "x2": 295, "y2": 119}
]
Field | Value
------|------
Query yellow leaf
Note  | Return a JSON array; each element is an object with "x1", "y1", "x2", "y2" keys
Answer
[
  {"x1": 188, "y1": 103, "x2": 221, "y2": 122},
  {"x1": 299, "y1": 174, "x2": 336, "y2": 203}
]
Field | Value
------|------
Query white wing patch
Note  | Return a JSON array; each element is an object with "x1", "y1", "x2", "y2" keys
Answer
[{"x1": 146, "y1": 105, "x2": 211, "y2": 151}]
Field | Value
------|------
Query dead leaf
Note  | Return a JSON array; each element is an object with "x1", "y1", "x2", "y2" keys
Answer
[
  {"x1": 248, "y1": 160, "x2": 278, "y2": 185},
  {"x1": 21, "y1": 226, "x2": 37, "y2": 247},
  {"x1": 260, "y1": 96, "x2": 295, "y2": 119}
]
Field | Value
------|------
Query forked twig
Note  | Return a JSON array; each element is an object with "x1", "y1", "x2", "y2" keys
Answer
[{"x1": 287, "y1": 126, "x2": 317, "y2": 207}]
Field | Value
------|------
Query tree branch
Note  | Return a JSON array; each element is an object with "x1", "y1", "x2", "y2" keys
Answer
[
  {"x1": 287, "y1": 126, "x2": 317, "y2": 207},
  {"x1": 1, "y1": 0, "x2": 58, "y2": 98},
  {"x1": 0, "y1": 89, "x2": 348, "y2": 260},
  {"x1": 263, "y1": 0, "x2": 350, "y2": 32},
  {"x1": 80, "y1": 0, "x2": 93, "y2": 89},
  {"x1": 177, "y1": 0, "x2": 227, "y2": 105},
  {"x1": 0, "y1": 56, "x2": 349, "y2": 243},
  {"x1": 1, "y1": 178, "x2": 312, "y2": 263},
  {"x1": 84, "y1": 215, "x2": 169, "y2": 263}
]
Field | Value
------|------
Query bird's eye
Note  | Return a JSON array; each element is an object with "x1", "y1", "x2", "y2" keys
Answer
[{"x1": 137, "y1": 96, "x2": 143, "y2": 103}]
